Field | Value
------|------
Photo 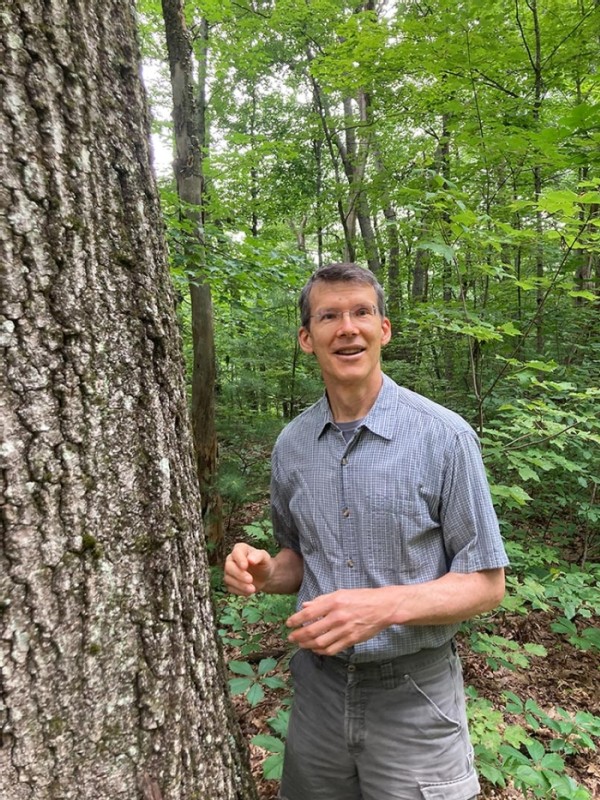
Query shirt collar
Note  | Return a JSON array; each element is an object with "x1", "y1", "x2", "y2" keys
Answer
[{"x1": 316, "y1": 373, "x2": 396, "y2": 441}]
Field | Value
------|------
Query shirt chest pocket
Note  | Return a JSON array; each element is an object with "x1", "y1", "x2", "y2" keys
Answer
[{"x1": 365, "y1": 489, "x2": 439, "y2": 578}]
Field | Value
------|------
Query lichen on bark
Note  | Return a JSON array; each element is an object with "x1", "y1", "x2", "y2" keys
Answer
[{"x1": 0, "y1": 2, "x2": 257, "y2": 798}]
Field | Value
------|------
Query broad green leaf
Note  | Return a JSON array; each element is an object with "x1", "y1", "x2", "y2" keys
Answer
[
  {"x1": 262, "y1": 753, "x2": 284, "y2": 780},
  {"x1": 416, "y1": 241, "x2": 455, "y2": 263},
  {"x1": 489, "y1": 484, "x2": 532, "y2": 506},
  {"x1": 246, "y1": 682, "x2": 265, "y2": 707},
  {"x1": 514, "y1": 764, "x2": 546, "y2": 788},
  {"x1": 258, "y1": 657, "x2": 278, "y2": 675},
  {"x1": 262, "y1": 676, "x2": 287, "y2": 690},
  {"x1": 228, "y1": 677, "x2": 254, "y2": 696},
  {"x1": 499, "y1": 321, "x2": 523, "y2": 336},
  {"x1": 251, "y1": 734, "x2": 286, "y2": 753},
  {"x1": 517, "y1": 466, "x2": 540, "y2": 482},
  {"x1": 523, "y1": 643, "x2": 547, "y2": 657},
  {"x1": 540, "y1": 753, "x2": 565, "y2": 771},
  {"x1": 228, "y1": 660, "x2": 255, "y2": 677},
  {"x1": 568, "y1": 290, "x2": 597, "y2": 301}
]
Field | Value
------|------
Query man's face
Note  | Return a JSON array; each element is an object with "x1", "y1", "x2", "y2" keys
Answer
[{"x1": 298, "y1": 280, "x2": 391, "y2": 390}]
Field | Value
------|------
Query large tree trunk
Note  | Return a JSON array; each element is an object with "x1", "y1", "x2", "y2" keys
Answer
[{"x1": 0, "y1": 2, "x2": 256, "y2": 798}]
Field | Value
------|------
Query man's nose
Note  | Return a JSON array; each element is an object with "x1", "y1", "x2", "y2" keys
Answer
[{"x1": 336, "y1": 311, "x2": 359, "y2": 333}]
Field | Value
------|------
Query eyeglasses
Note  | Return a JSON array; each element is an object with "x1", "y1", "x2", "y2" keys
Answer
[{"x1": 310, "y1": 305, "x2": 379, "y2": 326}]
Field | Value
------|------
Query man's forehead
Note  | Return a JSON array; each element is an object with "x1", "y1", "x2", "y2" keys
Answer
[{"x1": 309, "y1": 280, "x2": 376, "y2": 306}]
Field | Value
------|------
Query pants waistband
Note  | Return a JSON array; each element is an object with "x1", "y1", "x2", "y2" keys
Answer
[{"x1": 314, "y1": 640, "x2": 454, "y2": 680}]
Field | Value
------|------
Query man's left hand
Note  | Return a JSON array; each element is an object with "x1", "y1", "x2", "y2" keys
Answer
[{"x1": 286, "y1": 588, "x2": 391, "y2": 656}]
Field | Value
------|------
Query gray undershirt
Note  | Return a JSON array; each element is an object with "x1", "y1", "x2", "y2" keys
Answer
[{"x1": 335, "y1": 418, "x2": 365, "y2": 443}]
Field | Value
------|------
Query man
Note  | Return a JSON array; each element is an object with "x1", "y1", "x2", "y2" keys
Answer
[{"x1": 225, "y1": 263, "x2": 508, "y2": 800}]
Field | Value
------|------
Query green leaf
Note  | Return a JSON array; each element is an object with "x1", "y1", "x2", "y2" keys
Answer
[
  {"x1": 527, "y1": 739, "x2": 545, "y2": 761},
  {"x1": 538, "y1": 189, "x2": 578, "y2": 214},
  {"x1": 268, "y1": 711, "x2": 290, "y2": 737},
  {"x1": 242, "y1": 607, "x2": 262, "y2": 623},
  {"x1": 229, "y1": 660, "x2": 255, "y2": 677},
  {"x1": 262, "y1": 753, "x2": 284, "y2": 780},
  {"x1": 540, "y1": 753, "x2": 565, "y2": 771},
  {"x1": 568, "y1": 290, "x2": 597, "y2": 301},
  {"x1": 514, "y1": 764, "x2": 546, "y2": 789},
  {"x1": 504, "y1": 692, "x2": 524, "y2": 714},
  {"x1": 478, "y1": 760, "x2": 506, "y2": 786},
  {"x1": 258, "y1": 657, "x2": 278, "y2": 675},
  {"x1": 517, "y1": 466, "x2": 540, "y2": 482},
  {"x1": 499, "y1": 743, "x2": 530, "y2": 766},
  {"x1": 523, "y1": 643, "x2": 547, "y2": 657},
  {"x1": 251, "y1": 734, "x2": 286, "y2": 753},
  {"x1": 246, "y1": 682, "x2": 265, "y2": 707},
  {"x1": 262, "y1": 676, "x2": 287, "y2": 690},
  {"x1": 580, "y1": 627, "x2": 600, "y2": 650},
  {"x1": 489, "y1": 484, "x2": 532, "y2": 506},
  {"x1": 499, "y1": 321, "x2": 523, "y2": 336},
  {"x1": 228, "y1": 677, "x2": 254, "y2": 695},
  {"x1": 416, "y1": 241, "x2": 455, "y2": 263}
]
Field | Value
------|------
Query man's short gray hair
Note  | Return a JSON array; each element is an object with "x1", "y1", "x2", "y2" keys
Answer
[{"x1": 299, "y1": 263, "x2": 386, "y2": 328}]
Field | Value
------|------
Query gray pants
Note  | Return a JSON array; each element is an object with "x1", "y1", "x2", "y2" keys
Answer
[{"x1": 280, "y1": 642, "x2": 480, "y2": 800}]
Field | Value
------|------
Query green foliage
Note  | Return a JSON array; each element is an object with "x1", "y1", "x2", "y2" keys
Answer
[
  {"x1": 251, "y1": 707, "x2": 290, "y2": 780},
  {"x1": 468, "y1": 687, "x2": 599, "y2": 799},
  {"x1": 504, "y1": 694, "x2": 600, "y2": 756},
  {"x1": 498, "y1": 538, "x2": 600, "y2": 653},
  {"x1": 217, "y1": 592, "x2": 296, "y2": 655},
  {"x1": 468, "y1": 630, "x2": 547, "y2": 671},
  {"x1": 228, "y1": 657, "x2": 287, "y2": 707},
  {"x1": 549, "y1": 618, "x2": 600, "y2": 652},
  {"x1": 482, "y1": 370, "x2": 600, "y2": 539},
  {"x1": 242, "y1": 519, "x2": 278, "y2": 553}
]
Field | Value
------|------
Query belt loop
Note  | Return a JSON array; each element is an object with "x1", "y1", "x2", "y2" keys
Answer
[{"x1": 379, "y1": 660, "x2": 395, "y2": 689}]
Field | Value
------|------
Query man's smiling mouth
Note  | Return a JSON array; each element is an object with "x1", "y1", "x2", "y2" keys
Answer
[{"x1": 335, "y1": 347, "x2": 365, "y2": 356}]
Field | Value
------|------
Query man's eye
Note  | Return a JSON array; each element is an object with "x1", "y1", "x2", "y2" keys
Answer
[
  {"x1": 354, "y1": 307, "x2": 370, "y2": 317},
  {"x1": 320, "y1": 312, "x2": 338, "y2": 322}
]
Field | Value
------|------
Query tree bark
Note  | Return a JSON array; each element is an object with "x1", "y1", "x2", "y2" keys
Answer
[{"x1": 0, "y1": 2, "x2": 256, "y2": 798}]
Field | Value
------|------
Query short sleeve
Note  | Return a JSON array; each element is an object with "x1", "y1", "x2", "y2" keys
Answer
[
  {"x1": 270, "y1": 444, "x2": 301, "y2": 554},
  {"x1": 440, "y1": 432, "x2": 509, "y2": 573}
]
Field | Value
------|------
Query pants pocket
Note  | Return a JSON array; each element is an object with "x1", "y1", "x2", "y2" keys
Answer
[
  {"x1": 404, "y1": 654, "x2": 464, "y2": 729},
  {"x1": 419, "y1": 763, "x2": 480, "y2": 799}
]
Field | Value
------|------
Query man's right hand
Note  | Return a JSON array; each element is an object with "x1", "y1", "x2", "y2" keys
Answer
[{"x1": 224, "y1": 543, "x2": 274, "y2": 596}]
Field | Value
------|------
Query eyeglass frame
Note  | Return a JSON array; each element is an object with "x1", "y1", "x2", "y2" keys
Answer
[{"x1": 309, "y1": 304, "x2": 380, "y2": 326}]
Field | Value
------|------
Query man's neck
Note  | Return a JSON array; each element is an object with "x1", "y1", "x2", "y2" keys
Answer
[{"x1": 325, "y1": 374, "x2": 383, "y2": 422}]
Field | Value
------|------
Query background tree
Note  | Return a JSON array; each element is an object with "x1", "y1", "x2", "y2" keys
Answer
[
  {"x1": 160, "y1": 0, "x2": 225, "y2": 562},
  {"x1": 0, "y1": 2, "x2": 257, "y2": 798}
]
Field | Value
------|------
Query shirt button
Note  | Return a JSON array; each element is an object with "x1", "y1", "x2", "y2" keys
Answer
[
  {"x1": 342, "y1": 507, "x2": 350, "y2": 517},
  {"x1": 341, "y1": 457, "x2": 348, "y2": 465},
  {"x1": 347, "y1": 559, "x2": 354, "y2": 568},
  {"x1": 348, "y1": 665, "x2": 356, "y2": 673}
]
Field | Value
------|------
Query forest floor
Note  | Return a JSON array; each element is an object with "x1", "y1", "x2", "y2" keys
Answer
[{"x1": 223, "y1": 509, "x2": 600, "y2": 800}]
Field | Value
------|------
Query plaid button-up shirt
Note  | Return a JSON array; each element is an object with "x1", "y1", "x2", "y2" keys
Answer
[{"x1": 271, "y1": 374, "x2": 509, "y2": 662}]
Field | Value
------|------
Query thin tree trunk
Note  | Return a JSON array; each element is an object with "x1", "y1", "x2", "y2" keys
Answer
[
  {"x1": 371, "y1": 137, "x2": 401, "y2": 313},
  {"x1": 516, "y1": 0, "x2": 545, "y2": 353},
  {"x1": 0, "y1": 2, "x2": 256, "y2": 797},
  {"x1": 355, "y1": 91, "x2": 381, "y2": 274},
  {"x1": 309, "y1": 70, "x2": 356, "y2": 261},
  {"x1": 161, "y1": 0, "x2": 224, "y2": 562},
  {"x1": 313, "y1": 137, "x2": 324, "y2": 267}
]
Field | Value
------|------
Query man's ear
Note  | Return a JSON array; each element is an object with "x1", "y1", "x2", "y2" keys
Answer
[
  {"x1": 381, "y1": 317, "x2": 392, "y2": 346},
  {"x1": 298, "y1": 326, "x2": 314, "y2": 354}
]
